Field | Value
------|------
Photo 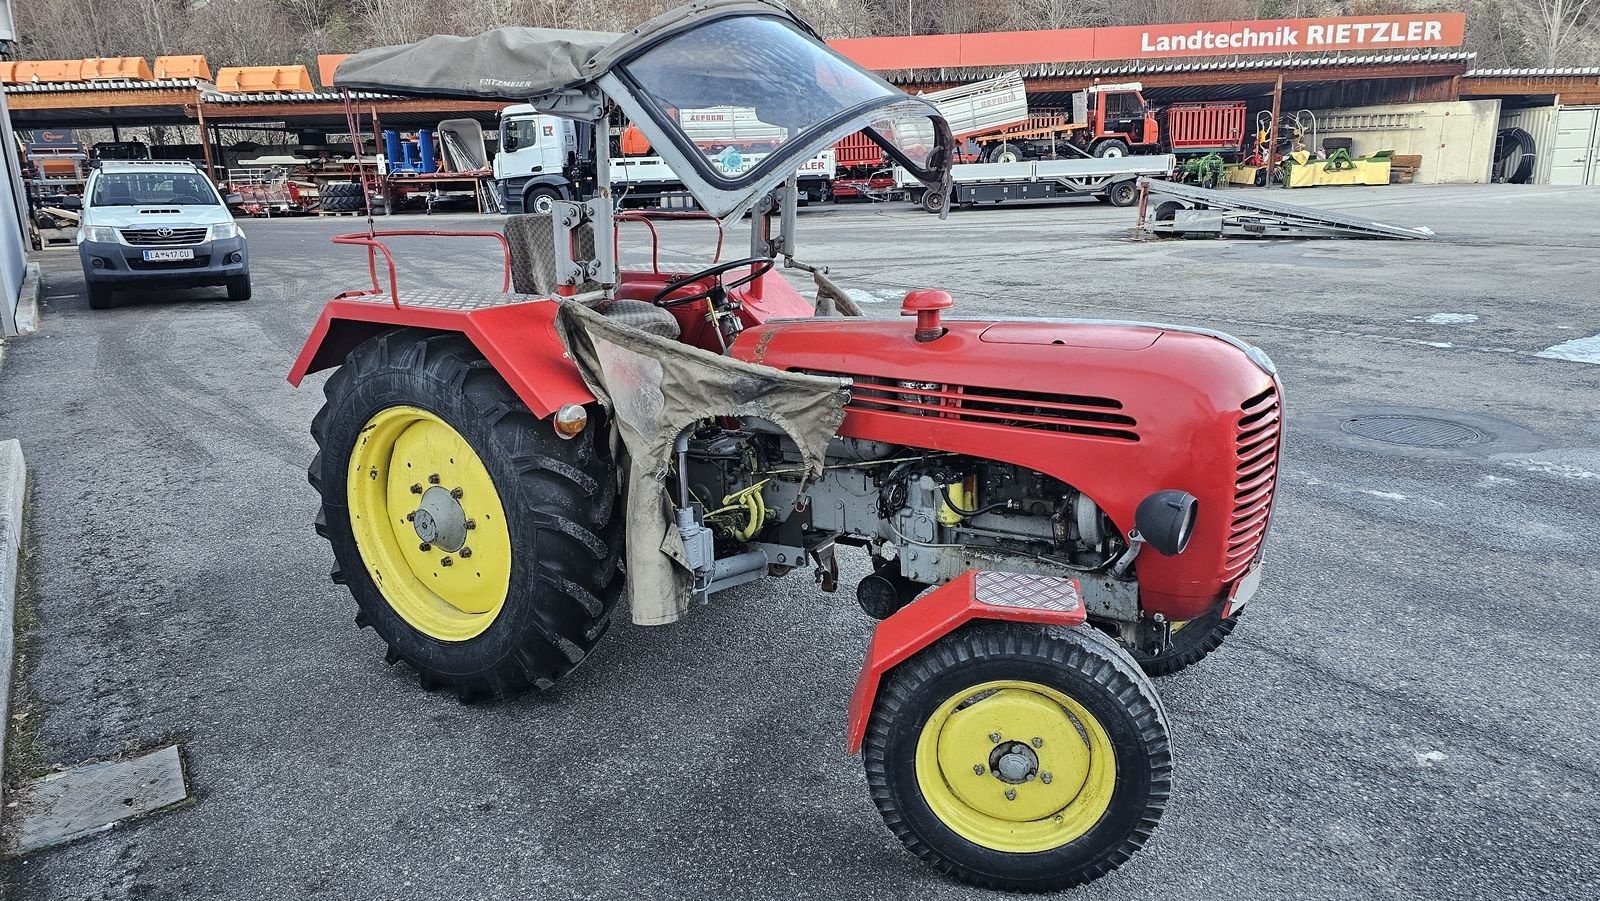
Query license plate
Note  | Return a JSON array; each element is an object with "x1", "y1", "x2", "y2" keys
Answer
[
  {"x1": 1224, "y1": 565, "x2": 1263, "y2": 617},
  {"x1": 142, "y1": 248, "x2": 194, "y2": 261}
]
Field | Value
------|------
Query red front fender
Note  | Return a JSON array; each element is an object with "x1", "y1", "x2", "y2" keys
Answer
[
  {"x1": 845, "y1": 570, "x2": 1087, "y2": 755},
  {"x1": 288, "y1": 295, "x2": 594, "y2": 418}
]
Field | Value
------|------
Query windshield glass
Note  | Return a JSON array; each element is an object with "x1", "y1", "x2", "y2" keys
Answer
[
  {"x1": 92, "y1": 171, "x2": 218, "y2": 207},
  {"x1": 621, "y1": 15, "x2": 942, "y2": 183}
]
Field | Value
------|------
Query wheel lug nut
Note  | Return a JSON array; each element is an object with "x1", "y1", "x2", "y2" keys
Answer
[
  {"x1": 1004, "y1": 789, "x2": 1016, "y2": 801},
  {"x1": 419, "y1": 542, "x2": 431, "y2": 551},
  {"x1": 450, "y1": 487, "x2": 464, "y2": 499},
  {"x1": 459, "y1": 547, "x2": 472, "y2": 558},
  {"x1": 972, "y1": 764, "x2": 984, "y2": 775},
  {"x1": 406, "y1": 512, "x2": 416, "y2": 521},
  {"x1": 1041, "y1": 772, "x2": 1053, "y2": 784},
  {"x1": 1025, "y1": 773, "x2": 1035, "y2": 781},
  {"x1": 1031, "y1": 737, "x2": 1044, "y2": 748},
  {"x1": 464, "y1": 519, "x2": 476, "y2": 530},
  {"x1": 428, "y1": 474, "x2": 441, "y2": 485},
  {"x1": 988, "y1": 732, "x2": 1001, "y2": 743},
  {"x1": 440, "y1": 556, "x2": 453, "y2": 567},
  {"x1": 410, "y1": 483, "x2": 423, "y2": 494}
]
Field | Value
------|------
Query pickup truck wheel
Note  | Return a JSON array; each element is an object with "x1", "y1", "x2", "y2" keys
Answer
[
  {"x1": 88, "y1": 284, "x2": 115, "y2": 310},
  {"x1": 225, "y1": 276, "x2": 252, "y2": 302},
  {"x1": 524, "y1": 186, "x2": 560, "y2": 216},
  {"x1": 1093, "y1": 140, "x2": 1130, "y2": 159},
  {"x1": 310, "y1": 329, "x2": 623, "y2": 701}
]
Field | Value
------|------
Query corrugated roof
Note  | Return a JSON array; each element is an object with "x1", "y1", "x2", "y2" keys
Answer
[
  {"x1": 3, "y1": 78, "x2": 205, "y2": 93},
  {"x1": 1465, "y1": 66, "x2": 1600, "y2": 77},
  {"x1": 887, "y1": 51, "x2": 1476, "y2": 83}
]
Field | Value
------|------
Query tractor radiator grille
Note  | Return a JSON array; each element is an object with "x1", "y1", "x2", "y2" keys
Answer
[
  {"x1": 1227, "y1": 385, "x2": 1280, "y2": 579},
  {"x1": 821, "y1": 373, "x2": 1138, "y2": 442},
  {"x1": 120, "y1": 227, "x2": 208, "y2": 246}
]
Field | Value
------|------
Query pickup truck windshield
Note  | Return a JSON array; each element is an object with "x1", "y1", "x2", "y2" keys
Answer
[
  {"x1": 92, "y1": 172, "x2": 218, "y2": 207},
  {"x1": 621, "y1": 15, "x2": 940, "y2": 184}
]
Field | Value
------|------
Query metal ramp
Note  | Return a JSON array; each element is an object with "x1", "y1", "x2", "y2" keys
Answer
[{"x1": 1136, "y1": 179, "x2": 1434, "y2": 240}]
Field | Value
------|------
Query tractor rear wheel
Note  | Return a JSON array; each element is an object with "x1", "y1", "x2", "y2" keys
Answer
[
  {"x1": 1127, "y1": 607, "x2": 1239, "y2": 677},
  {"x1": 309, "y1": 329, "x2": 623, "y2": 701},
  {"x1": 864, "y1": 621, "x2": 1170, "y2": 892}
]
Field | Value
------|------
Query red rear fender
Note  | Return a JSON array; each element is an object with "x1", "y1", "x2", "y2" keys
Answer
[{"x1": 288, "y1": 297, "x2": 593, "y2": 418}]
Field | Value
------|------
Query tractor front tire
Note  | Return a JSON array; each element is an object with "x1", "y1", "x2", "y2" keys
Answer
[
  {"x1": 1127, "y1": 607, "x2": 1239, "y2": 677},
  {"x1": 309, "y1": 329, "x2": 622, "y2": 701},
  {"x1": 1093, "y1": 139, "x2": 1130, "y2": 159},
  {"x1": 865, "y1": 621, "x2": 1171, "y2": 892}
]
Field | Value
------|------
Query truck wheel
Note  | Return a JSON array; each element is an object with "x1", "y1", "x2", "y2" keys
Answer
[
  {"x1": 921, "y1": 190, "x2": 947, "y2": 215},
  {"x1": 87, "y1": 284, "x2": 115, "y2": 310},
  {"x1": 1126, "y1": 608, "x2": 1239, "y2": 677},
  {"x1": 225, "y1": 276, "x2": 252, "y2": 301},
  {"x1": 1106, "y1": 180, "x2": 1139, "y2": 207},
  {"x1": 865, "y1": 621, "x2": 1170, "y2": 892},
  {"x1": 309, "y1": 329, "x2": 623, "y2": 701},
  {"x1": 1093, "y1": 140, "x2": 1130, "y2": 159},
  {"x1": 524, "y1": 186, "x2": 560, "y2": 216},
  {"x1": 986, "y1": 143, "x2": 1022, "y2": 164}
]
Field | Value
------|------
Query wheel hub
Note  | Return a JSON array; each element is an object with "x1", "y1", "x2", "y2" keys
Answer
[
  {"x1": 412, "y1": 485, "x2": 467, "y2": 552},
  {"x1": 990, "y1": 742, "x2": 1038, "y2": 784}
]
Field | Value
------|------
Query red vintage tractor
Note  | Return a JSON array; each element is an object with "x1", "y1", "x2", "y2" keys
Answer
[{"x1": 291, "y1": 1, "x2": 1281, "y2": 891}]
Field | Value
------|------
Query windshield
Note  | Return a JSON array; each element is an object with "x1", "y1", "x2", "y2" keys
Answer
[
  {"x1": 91, "y1": 172, "x2": 219, "y2": 207},
  {"x1": 620, "y1": 15, "x2": 944, "y2": 185}
]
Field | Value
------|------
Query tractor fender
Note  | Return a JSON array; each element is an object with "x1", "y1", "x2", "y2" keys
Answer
[
  {"x1": 845, "y1": 569, "x2": 1086, "y2": 754},
  {"x1": 288, "y1": 297, "x2": 594, "y2": 418}
]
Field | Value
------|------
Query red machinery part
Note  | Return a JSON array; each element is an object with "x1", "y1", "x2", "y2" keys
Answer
[
  {"x1": 1165, "y1": 101, "x2": 1249, "y2": 153},
  {"x1": 845, "y1": 570, "x2": 1086, "y2": 754}
]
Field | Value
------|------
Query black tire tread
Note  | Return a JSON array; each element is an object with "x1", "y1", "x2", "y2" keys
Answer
[
  {"x1": 864, "y1": 621, "x2": 1171, "y2": 893},
  {"x1": 1128, "y1": 608, "x2": 1239, "y2": 677},
  {"x1": 308, "y1": 328, "x2": 623, "y2": 700}
]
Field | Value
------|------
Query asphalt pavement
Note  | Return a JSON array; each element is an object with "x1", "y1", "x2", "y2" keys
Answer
[{"x1": 1, "y1": 185, "x2": 1597, "y2": 900}]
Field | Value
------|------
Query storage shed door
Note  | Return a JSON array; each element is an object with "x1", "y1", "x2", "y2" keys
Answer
[{"x1": 1550, "y1": 107, "x2": 1599, "y2": 186}]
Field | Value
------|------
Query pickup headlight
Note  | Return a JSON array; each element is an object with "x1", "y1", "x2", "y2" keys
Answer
[
  {"x1": 212, "y1": 221, "x2": 241, "y2": 240},
  {"x1": 81, "y1": 226, "x2": 120, "y2": 244}
]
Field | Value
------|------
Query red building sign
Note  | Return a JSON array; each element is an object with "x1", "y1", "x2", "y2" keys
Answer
[{"x1": 829, "y1": 13, "x2": 1467, "y2": 70}]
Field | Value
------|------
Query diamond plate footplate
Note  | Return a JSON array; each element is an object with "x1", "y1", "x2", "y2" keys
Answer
[
  {"x1": 12, "y1": 745, "x2": 189, "y2": 853},
  {"x1": 973, "y1": 570, "x2": 1082, "y2": 613},
  {"x1": 348, "y1": 287, "x2": 545, "y2": 311}
]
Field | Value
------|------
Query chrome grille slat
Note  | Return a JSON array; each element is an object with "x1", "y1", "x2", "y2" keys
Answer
[{"x1": 120, "y1": 227, "x2": 208, "y2": 246}]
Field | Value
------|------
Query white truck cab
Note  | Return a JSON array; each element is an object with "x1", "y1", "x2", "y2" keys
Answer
[{"x1": 494, "y1": 105, "x2": 836, "y2": 212}]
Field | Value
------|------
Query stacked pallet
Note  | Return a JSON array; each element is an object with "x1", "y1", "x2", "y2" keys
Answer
[{"x1": 1390, "y1": 154, "x2": 1423, "y2": 184}]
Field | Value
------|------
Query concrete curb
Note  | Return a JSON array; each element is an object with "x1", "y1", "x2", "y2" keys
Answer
[
  {"x1": 0, "y1": 439, "x2": 25, "y2": 805},
  {"x1": 16, "y1": 262, "x2": 42, "y2": 335}
]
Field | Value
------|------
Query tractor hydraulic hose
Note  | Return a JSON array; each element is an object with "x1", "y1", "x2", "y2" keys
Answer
[{"x1": 939, "y1": 483, "x2": 1013, "y2": 519}]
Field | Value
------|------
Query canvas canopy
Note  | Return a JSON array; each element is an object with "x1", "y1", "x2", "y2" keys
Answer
[{"x1": 332, "y1": 0, "x2": 797, "y2": 105}]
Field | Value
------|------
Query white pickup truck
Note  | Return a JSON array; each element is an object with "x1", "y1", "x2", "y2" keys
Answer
[{"x1": 493, "y1": 104, "x2": 835, "y2": 213}]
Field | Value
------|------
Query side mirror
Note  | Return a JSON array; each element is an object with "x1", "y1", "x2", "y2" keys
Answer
[
  {"x1": 225, "y1": 193, "x2": 244, "y2": 205},
  {"x1": 502, "y1": 130, "x2": 519, "y2": 152},
  {"x1": 58, "y1": 196, "x2": 83, "y2": 211},
  {"x1": 1134, "y1": 490, "x2": 1198, "y2": 556}
]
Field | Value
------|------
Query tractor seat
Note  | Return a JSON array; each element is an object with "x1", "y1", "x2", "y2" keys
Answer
[{"x1": 504, "y1": 213, "x2": 680, "y2": 340}]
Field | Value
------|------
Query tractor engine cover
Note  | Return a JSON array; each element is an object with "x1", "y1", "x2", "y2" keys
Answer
[{"x1": 731, "y1": 315, "x2": 1282, "y2": 623}]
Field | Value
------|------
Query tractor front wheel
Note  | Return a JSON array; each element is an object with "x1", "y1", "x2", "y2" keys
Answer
[
  {"x1": 864, "y1": 621, "x2": 1170, "y2": 892},
  {"x1": 309, "y1": 329, "x2": 623, "y2": 701},
  {"x1": 1126, "y1": 607, "x2": 1239, "y2": 677}
]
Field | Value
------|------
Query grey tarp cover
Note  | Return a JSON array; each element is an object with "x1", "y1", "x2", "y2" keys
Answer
[
  {"x1": 333, "y1": 27, "x2": 620, "y2": 101},
  {"x1": 555, "y1": 302, "x2": 849, "y2": 626}
]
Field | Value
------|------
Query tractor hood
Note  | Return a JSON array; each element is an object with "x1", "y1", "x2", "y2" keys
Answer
[{"x1": 334, "y1": 0, "x2": 953, "y2": 221}]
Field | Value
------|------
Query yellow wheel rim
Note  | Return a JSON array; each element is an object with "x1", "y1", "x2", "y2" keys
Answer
[
  {"x1": 346, "y1": 405, "x2": 512, "y2": 642},
  {"x1": 914, "y1": 680, "x2": 1116, "y2": 853}
]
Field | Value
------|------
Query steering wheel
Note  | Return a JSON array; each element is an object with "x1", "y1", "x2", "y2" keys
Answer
[{"x1": 652, "y1": 256, "x2": 774, "y2": 308}]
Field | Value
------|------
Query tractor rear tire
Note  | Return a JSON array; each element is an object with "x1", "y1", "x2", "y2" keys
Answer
[
  {"x1": 309, "y1": 329, "x2": 623, "y2": 701},
  {"x1": 1126, "y1": 607, "x2": 1239, "y2": 677},
  {"x1": 865, "y1": 621, "x2": 1170, "y2": 892}
]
